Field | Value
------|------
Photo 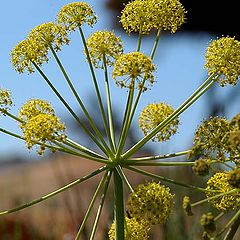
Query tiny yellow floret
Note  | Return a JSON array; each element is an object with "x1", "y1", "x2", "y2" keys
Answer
[
  {"x1": 57, "y1": 2, "x2": 97, "y2": 31},
  {"x1": 139, "y1": 103, "x2": 179, "y2": 142}
]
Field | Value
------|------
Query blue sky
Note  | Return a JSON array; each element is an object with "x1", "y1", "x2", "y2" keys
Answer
[{"x1": 0, "y1": 1, "x2": 236, "y2": 160}]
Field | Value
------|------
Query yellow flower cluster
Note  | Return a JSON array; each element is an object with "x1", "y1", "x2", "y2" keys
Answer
[
  {"x1": 139, "y1": 103, "x2": 179, "y2": 142},
  {"x1": 86, "y1": 31, "x2": 123, "y2": 68},
  {"x1": 127, "y1": 182, "x2": 174, "y2": 225},
  {"x1": 28, "y1": 22, "x2": 70, "y2": 51},
  {"x1": 205, "y1": 37, "x2": 240, "y2": 86},
  {"x1": 0, "y1": 88, "x2": 12, "y2": 113},
  {"x1": 112, "y1": 52, "x2": 155, "y2": 90},
  {"x1": 19, "y1": 99, "x2": 66, "y2": 155},
  {"x1": 120, "y1": 0, "x2": 186, "y2": 35},
  {"x1": 11, "y1": 22, "x2": 69, "y2": 73},
  {"x1": 57, "y1": 2, "x2": 97, "y2": 31},
  {"x1": 190, "y1": 117, "x2": 231, "y2": 161},
  {"x1": 108, "y1": 217, "x2": 150, "y2": 240},
  {"x1": 205, "y1": 172, "x2": 240, "y2": 211}
]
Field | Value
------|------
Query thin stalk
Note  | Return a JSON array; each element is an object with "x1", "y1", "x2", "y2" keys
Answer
[
  {"x1": 0, "y1": 127, "x2": 24, "y2": 141},
  {"x1": 191, "y1": 189, "x2": 239, "y2": 207},
  {"x1": 136, "y1": 33, "x2": 142, "y2": 52},
  {"x1": 116, "y1": 87, "x2": 134, "y2": 158},
  {"x1": 122, "y1": 73, "x2": 219, "y2": 160},
  {"x1": 79, "y1": 27, "x2": 112, "y2": 150},
  {"x1": 114, "y1": 169, "x2": 125, "y2": 240},
  {"x1": 0, "y1": 166, "x2": 108, "y2": 216},
  {"x1": 32, "y1": 61, "x2": 109, "y2": 156},
  {"x1": 127, "y1": 166, "x2": 208, "y2": 192},
  {"x1": 89, "y1": 171, "x2": 112, "y2": 240},
  {"x1": 103, "y1": 53, "x2": 116, "y2": 151},
  {"x1": 123, "y1": 29, "x2": 161, "y2": 144},
  {"x1": 75, "y1": 171, "x2": 109, "y2": 240},
  {"x1": 214, "y1": 212, "x2": 225, "y2": 221},
  {"x1": 217, "y1": 209, "x2": 240, "y2": 238},
  {"x1": 129, "y1": 150, "x2": 191, "y2": 161},
  {"x1": 50, "y1": 46, "x2": 112, "y2": 155},
  {"x1": 116, "y1": 166, "x2": 134, "y2": 193},
  {"x1": 63, "y1": 138, "x2": 107, "y2": 159},
  {"x1": 2, "y1": 111, "x2": 24, "y2": 123},
  {"x1": 223, "y1": 210, "x2": 240, "y2": 240},
  {"x1": 123, "y1": 161, "x2": 195, "y2": 167}
]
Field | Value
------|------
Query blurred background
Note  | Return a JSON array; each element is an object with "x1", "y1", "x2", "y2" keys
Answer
[{"x1": 0, "y1": 0, "x2": 239, "y2": 239}]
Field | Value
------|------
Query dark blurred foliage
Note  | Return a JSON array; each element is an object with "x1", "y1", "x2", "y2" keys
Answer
[{"x1": 106, "y1": 0, "x2": 239, "y2": 39}]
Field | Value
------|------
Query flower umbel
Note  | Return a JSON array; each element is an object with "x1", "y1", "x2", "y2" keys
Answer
[
  {"x1": 0, "y1": 88, "x2": 12, "y2": 113},
  {"x1": 139, "y1": 103, "x2": 179, "y2": 142},
  {"x1": 57, "y1": 2, "x2": 97, "y2": 31},
  {"x1": 205, "y1": 36, "x2": 240, "y2": 86},
  {"x1": 205, "y1": 172, "x2": 240, "y2": 211},
  {"x1": 120, "y1": 0, "x2": 186, "y2": 35},
  {"x1": 127, "y1": 182, "x2": 174, "y2": 225},
  {"x1": 112, "y1": 52, "x2": 155, "y2": 90},
  {"x1": 86, "y1": 30, "x2": 123, "y2": 68},
  {"x1": 28, "y1": 22, "x2": 70, "y2": 52},
  {"x1": 108, "y1": 217, "x2": 150, "y2": 240}
]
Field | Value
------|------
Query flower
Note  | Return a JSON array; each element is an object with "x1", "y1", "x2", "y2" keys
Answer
[
  {"x1": 0, "y1": 88, "x2": 12, "y2": 113},
  {"x1": 139, "y1": 103, "x2": 179, "y2": 142},
  {"x1": 57, "y1": 2, "x2": 97, "y2": 31},
  {"x1": 120, "y1": 0, "x2": 186, "y2": 35},
  {"x1": 21, "y1": 113, "x2": 66, "y2": 155},
  {"x1": 108, "y1": 217, "x2": 150, "y2": 240},
  {"x1": 86, "y1": 30, "x2": 123, "y2": 68},
  {"x1": 205, "y1": 172, "x2": 240, "y2": 211},
  {"x1": 200, "y1": 212, "x2": 216, "y2": 235},
  {"x1": 19, "y1": 99, "x2": 55, "y2": 122},
  {"x1": 227, "y1": 168, "x2": 240, "y2": 188},
  {"x1": 205, "y1": 37, "x2": 240, "y2": 86},
  {"x1": 11, "y1": 38, "x2": 48, "y2": 73},
  {"x1": 182, "y1": 196, "x2": 193, "y2": 216},
  {"x1": 190, "y1": 117, "x2": 231, "y2": 161},
  {"x1": 112, "y1": 52, "x2": 155, "y2": 90},
  {"x1": 28, "y1": 22, "x2": 70, "y2": 52},
  {"x1": 127, "y1": 182, "x2": 174, "y2": 225},
  {"x1": 192, "y1": 159, "x2": 211, "y2": 177},
  {"x1": 19, "y1": 99, "x2": 65, "y2": 155}
]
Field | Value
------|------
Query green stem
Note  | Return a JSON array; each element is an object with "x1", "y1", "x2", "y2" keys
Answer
[
  {"x1": 89, "y1": 171, "x2": 112, "y2": 240},
  {"x1": 122, "y1": 73, "x2": 219, "y2": 160},
  {"x1": 127, "y1": 166, "x2": 207, "y2": 192},
  {"x1": 191, "y1": 189, "x2": 239, "y2": 207},
  {"x1": 32, "y1": 61, "x2": 109, "y2": 156},
  {"x1": 150, "y1": 29, "x2": 162, "y2": 59},
  {"x1": 50, "y1": 46, "x2": 112, "y2": 155},
  {"x1": 75, "y1": 171, "x2": 109, "y2": 240},
  {"x1": 223, "y1": 209, "x2": 240, "y2": 240},
  {"x1": 136, "y1": 33, "x2": 142, "y2": 52},
  {"x1": 116, "y1": 166, "x2": 134, "y2": 193},
  {"x1": 114, "y1": 169, "x2": 125, "y2": 240},
  {"x1": 79, "y1": 27, "x2": 112, "y2": 154},
  {"x1": 129, "y1": 150, "x2": 191, "y2": 161},
  {"x1": 124, "y1": 161, "x2": 195, "y2": 167},
  {"x1": 116, "y1": 86, "x2": 134, "y2": 158},
  {"x1": 122, "y1": 29, "x2": 162, "y2": 145},
  {"x1": 103, "y1": 53, "x2": 116, "y2": 152},
  {"x1": 2, "y1": 111, "x2": 24, "y2": 123},
  {"x1": 0, "y1": 166, "x2": 108, "y2": 216}
]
